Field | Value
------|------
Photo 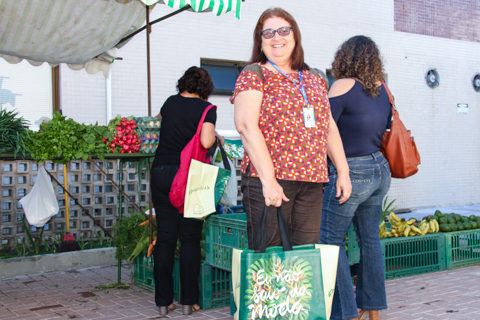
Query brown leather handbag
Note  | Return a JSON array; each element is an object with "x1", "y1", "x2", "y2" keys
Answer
[{"x1": 380, "y1": 81, "x2": 421, "y2": 178}]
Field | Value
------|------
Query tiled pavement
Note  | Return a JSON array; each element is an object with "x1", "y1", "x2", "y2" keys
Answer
[{"x1": 1, "y1": 263, "x2": 480, "y2": 319}]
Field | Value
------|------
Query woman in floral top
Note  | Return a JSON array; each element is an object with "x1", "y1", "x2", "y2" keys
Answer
[{"x1": 231, "y1": 7, "x2": 351, "y2": 248}]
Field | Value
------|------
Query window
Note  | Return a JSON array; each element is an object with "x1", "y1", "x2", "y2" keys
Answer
[
  {"x1": 30, "y1": 226, "x2": 37, "y2": 232},
  {"x1": 82, "y1": 209, "x2": 90, "y2": 216},
  {"x1": 82, "y1": 221, "x2": 90, "y2": 228},
  {"x1": 18, "y1": 163, "x2": 28, "y2": 172},
  {"x1": 127, "y1": 184, "x2": 135, "y2": 191},
  {"x1": 127, "y1": 195, "x2": 136, "y2": 204},
  {"x1": 94, "y1": 196, "x2": 102, "y2": 204},
  {"x1": 58, "y1": 199, "x2": 65, "y2": 207},
  {"x1": 70, "y1": 210, "x2": 78, "y2": 218},
  {"x1": 71, "y1": 162, "x2": 80, "y2": 171},
  {"x1": 57, "y1": 174, "x2": 64, "y2": 183},
  {"x1": 58, "y1": 164, "x2": 63, "y2": 171},
  {"x1": 17, "y1": 188, "x2": 27, "y2": 197},
  {"x1": 2, "y1": 227, "x2": 12, "y2": 235},
  {"x1": 106, "y1": 162, "x2": 114, "y2": 169},
  {"x1": 128, "y1": 162, "x2": 135, "y2": 169},
  {"x1": 70, "y1": 198, "x2": 75, "y2": 205},
  {"x1": 94, "y1": 162, "x2": 103, "y2": 170},
  {"x1": 69, "y1": 221, "x2": 77, "y2": 229},
  {"x1": 82, "y1": 174, "x2": 91, "y2": 182},
  {"x1": 70, "y1": 186, "x2": 80, "y2": 194},
  {"x1": 93, "y1": 173, "x2": 102, "y2": 181},
  {"x1": 16, "y1": 226, "x2": 24, "y2": 233},
  {"x1": 31, "y1": 175, "x2": 37, "y2": 184},
  {"x1": 1, "y1": 201, "x2": 12, "y2": 211},
  {"x1": 83, "y1": 162, "x2": 91, "y2": 170},
  {"x1": 57, "y1": 210, "x2": 64, "y2": 218},
  {"x1": 140, "y1": 195, "x2": 146, "y2": 202},
  {"x1": 16, "y1": 201, "x2": 22, "y2": 209},
  {"x1": 82, "y1": 186, "x2": 90, "y2": 193},
  {"x1": 94, "y1": 208, "x2": 102, "y2": 216},
  {"x1": 141, "y1": 183, "x2": 148, "y2": 192},
  {"x1": 105, "y1": 219, "x2": 113, "y2": 227},
  {"x1": 3, "y1": 189, "x2": 12, "y2": 197},
  {"x1": 82, "y1": 197, "x2": 91, "y2": 206},
  {"x1": 3, "y1": 164, "x2": 12, "y2": 172},
  {"x1": 58, "y1": 187, "x2": 64, "y2": 194},
  {"x1": 43, "y1": 224, "x2": 50, "y2": 230},
  {"x1": 127, "y1": 173, "x2": 136, "y2": 181},
  {"x1": 201, "y1": 59, "x2": 247, "y2": 95},
  {"x1": 70, "y1": 174, "x2": 79, "y2": 182},
  {"x1": 94, "y1": 185, "x2": 103, "y2": 193},
  {"x1": 17, "y1": 176, "x2": 27, "y2": 184},
  {"x1": 2, "y1": 214, "x2": 11, "y2": 222},
  {"x1": 106, "y1": 196, "x2": 115, "y2": 204},
  {"x1": 16, "y1": 213, "x2": 24, "y2": 222},
  {"x1": 45, "y1": 163, "x2": 55, "y2": 171},
  {"x1": 56, "y1": 223, "x2": 65, "y2": 231},
  {"x1": 3, "y1": 176, "x2": 13, "y2": 185},
  {"x1": 31, "y1": 163, "x2": 38, "y2": 171},
  {"x1": 105, "y1": 185, "x2": 113, "y2": 192},
  {"x1": 105, "y1": 207, "x2": 114, "y2": 215},
  {"x1": 105, "y1": 173, "x2": 114, "y2": 182}
]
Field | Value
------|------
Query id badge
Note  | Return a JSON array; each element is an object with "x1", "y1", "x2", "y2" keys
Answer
[{"x1": 303, "y1": 107, "x2": 316, "y2": 128}]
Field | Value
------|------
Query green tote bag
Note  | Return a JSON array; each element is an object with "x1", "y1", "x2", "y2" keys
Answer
[{"x1": 232, "y1": 207, "x2": 339, "y2": 320}]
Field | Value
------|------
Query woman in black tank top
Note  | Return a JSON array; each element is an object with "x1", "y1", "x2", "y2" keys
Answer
[{"x1": 319, "y1": 36, "x2": 392, "y2": 320}]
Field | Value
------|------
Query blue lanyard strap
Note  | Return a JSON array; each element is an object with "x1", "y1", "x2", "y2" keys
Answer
[{"x1": 267, "y1": 59, "x2": 309, "y2": 106}]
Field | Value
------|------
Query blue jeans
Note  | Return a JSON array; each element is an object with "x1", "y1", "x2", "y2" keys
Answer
[{"x1": 319, "y1": 151, "x2": 391, "y2": 320}]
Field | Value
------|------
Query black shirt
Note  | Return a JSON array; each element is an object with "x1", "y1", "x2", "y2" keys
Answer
[
  {"x1": 153, "y1": 94, "x2": 216, "y2": 166},
  {"x1": 330, "y1": 80, "x2": 392, "y2": 157}
]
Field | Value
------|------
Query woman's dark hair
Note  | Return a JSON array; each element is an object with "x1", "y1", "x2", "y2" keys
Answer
[
  {"x1": 176, "y1": 66, "x2": 214, "y2": 100},
  {"x1": 250, "y1": 7, "x2": 307, "y2": 71},
  {"x1": 331, "y1": 35, "x2": 385, "y2": 98}
]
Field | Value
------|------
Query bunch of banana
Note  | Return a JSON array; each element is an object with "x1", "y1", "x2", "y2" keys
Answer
[
  {"x1": 404, "y1": 217, "x2": 439, "y2": 237},
  {"x1": 379, "y1": 220, "x2": 388, "y2": 239}
]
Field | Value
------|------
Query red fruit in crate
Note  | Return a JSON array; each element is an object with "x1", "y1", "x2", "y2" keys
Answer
[
  {"x1": 120, "y1": 150, "x2": 125, "y2": 153},
  {"x1": 122, "y1": 136, "x2": 127, "y2": 141},
  {"x1": 121, "y1": 117, "x2": 127, "y2": 122},
  {"x1": 110, "y1": 142, "x2": 115, "y2": 148},
  {"x1": 116, "y1": 126, "x2": 122, "y2": 131},
  {"x1": 119, "y1": 140, "x2": 124, "y2": 145},
  {"x1": 127, "y1": 134, "x2": 133, "y2": 140},
  {"x1": 124, "y1": 129, "x2": 131, "y2": 135},
  {"x1": 132, "y1": 124, "x2": 137, "y2": 129},
  {"x1": 126, "y1": 139, "x2": 132, "y2": 145},
  {"x1": 117, "y1": 131, "x2": 123, "y2": 137},
  {"x1": 128, "y1": 150, "x2": 132, "y2": 153},
  {"x1": 133, "y1": 135, "x2": 138, "y2": 140},
  {"x1": 123, "y1": 145, "x2": 129, "y2": 151},
  {"x1": 130, "y1": 120, "x2": 135, "y2": 125}
]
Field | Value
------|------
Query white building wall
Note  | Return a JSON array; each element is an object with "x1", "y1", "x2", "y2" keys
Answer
[{"x1": 59, "y1": 0, "x2": 480, "y2": 210}]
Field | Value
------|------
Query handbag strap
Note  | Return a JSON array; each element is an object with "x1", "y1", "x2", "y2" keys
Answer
[
  {"x1": 214, "y1": 137, "x2": 231, "y2": 171},
  {"x1": 255, "y1": 206, "x2": 293, "y2": 253},
  {"x1": 195, "y1": 104, "x2": 216, "y2": 136},
  {"x1": 381, "y1": 81, "x2": 398, "y2": 117}
]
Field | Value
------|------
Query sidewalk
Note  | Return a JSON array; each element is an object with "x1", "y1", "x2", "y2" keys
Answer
[{"x1": 1, "y1": 263, "x2": 480, "y2": 319}]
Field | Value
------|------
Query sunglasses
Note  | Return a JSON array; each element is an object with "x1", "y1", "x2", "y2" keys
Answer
[{"x1": 260, "y1": 26, "x2": 293, "y2": 39}]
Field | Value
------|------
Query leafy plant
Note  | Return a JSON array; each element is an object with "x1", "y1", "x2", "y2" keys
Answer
[
  {"x1": 78, "y1": 233, "x2": 90, "y2": 250},
  {"x1": 25, "y1": 112, "x2": 112, "y2": 163},
  {"x1": 0, "y1": 109, "x2": 30, "y2": 158},
  {"x1": 113, "y1": 212, "x2": 153, "y2": 260},
  {"x1": 381, "y1": 197, "x2": 397, "y2": 223}
]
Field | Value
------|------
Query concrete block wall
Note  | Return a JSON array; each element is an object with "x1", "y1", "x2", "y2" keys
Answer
[{"x1": 58, "y1": 0, "x2": 480, "y2": 210}]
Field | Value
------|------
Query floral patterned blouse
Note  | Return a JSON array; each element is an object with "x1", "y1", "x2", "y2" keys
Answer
[{"x1": 230, "y1": 64, "x2": 331, "y2": 183}]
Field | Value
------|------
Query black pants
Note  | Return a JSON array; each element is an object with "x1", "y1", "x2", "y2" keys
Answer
[
  {"x1": 241, "y1": 173, "x2": 324, "y2": 248},
  {"x1": 151, "y1": 164, "x2": 204, "y2": 307}
]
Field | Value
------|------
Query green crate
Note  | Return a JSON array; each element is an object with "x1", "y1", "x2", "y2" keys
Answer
[
  {"x1": 347, "y1": 223, "x2": 360, "y2": 265},
  {"x1": 134, "y1": 254, "x2": 230, "y2": 309},
  {"x1": 381, "y1": 233, "x2": 446, "y2": 279},
  {"x1": 205, "y1": 213, "x2": 248, "y2": 271},
  {"x1": 444, "y1": 229, "x2": 480, "y2": 269}
]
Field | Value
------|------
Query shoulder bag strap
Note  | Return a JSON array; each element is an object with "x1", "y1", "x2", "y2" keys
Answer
[
  {"x1": 195, "y1": 104, "x2": 216, "y2": 136},
  {"x1": 381, "y1": 81, "x2": 399, "y2": 120},
  {"x1": 255, "y1": 206, "x2": 293, "y2": 253}
]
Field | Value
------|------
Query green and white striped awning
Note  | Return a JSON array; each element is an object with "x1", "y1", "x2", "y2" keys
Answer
[
  {"x1": 0, "y1": 0, "x2": 242, "y2": 77},
  {"x1": 142, "y1": 0, "x2": 242, "y2": 19}
]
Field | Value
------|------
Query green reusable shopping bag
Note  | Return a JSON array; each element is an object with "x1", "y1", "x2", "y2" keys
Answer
[{"x1": 232, "y1": 207, "x2": 339, "y2": 320}]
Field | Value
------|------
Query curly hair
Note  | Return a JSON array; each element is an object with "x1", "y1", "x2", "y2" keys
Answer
[
  {"x1": 331, "y1": 36, "x2": 385, "y2": 98},
  {"x1": 176, "y1": 67, "x2": 214, "y2": 100},
  {"x1": 250, "y1": 7, "x2": 308, "y2": 71}
]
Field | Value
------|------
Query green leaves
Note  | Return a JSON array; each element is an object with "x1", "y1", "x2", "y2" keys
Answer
[
  {"x1": 0, "y1": 109, "x2": 30, "y2": 158},
  {"x1": 25, "y1": 112, "x2": 110, "y2": 163}
]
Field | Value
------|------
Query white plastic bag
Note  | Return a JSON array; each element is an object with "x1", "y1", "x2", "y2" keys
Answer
[
  {"x1": 19, "y1": 164, "x2": 59, "y2": 227},
  {"x1": 212, "y1": 145, "x2": 237, "y2": 207}
]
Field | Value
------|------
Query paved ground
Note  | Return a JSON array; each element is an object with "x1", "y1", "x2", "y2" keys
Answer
[{"x1": 1, "y1": 263, "x2": 480, "y2": 319}]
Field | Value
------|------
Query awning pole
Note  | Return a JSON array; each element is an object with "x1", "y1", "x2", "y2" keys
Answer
[{"x1": 146, "y1": 6, "x2": 152, "y2": 117}]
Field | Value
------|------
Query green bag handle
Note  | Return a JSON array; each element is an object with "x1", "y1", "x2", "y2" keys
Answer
[
  {"x1": 214, "y1": 137, "x2": 231, "y2": 171},
  {"x1": 255, "y1": 206, "x2": 293, "y2": 253}
]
